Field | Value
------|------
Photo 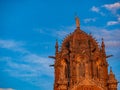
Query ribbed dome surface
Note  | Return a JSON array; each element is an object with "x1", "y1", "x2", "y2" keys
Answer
[{"x1": 61, "y1": 27, "x2": 99, "y2": 53}]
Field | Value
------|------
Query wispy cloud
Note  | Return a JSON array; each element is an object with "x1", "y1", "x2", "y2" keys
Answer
[
  {"x1": 91, "y1": 6, "x2": 99, "y2": 12},
  {"x1": 0, "y1": 39, "x2": 29, "y2": 53},
  {"x1": 102, "y1": 2, "x2": 120, "y2": 26},
  {"x1": 22, "y1": 54, "x2": 53, "y2": 76},
  {"x1": 107, "y1": 16, "x2": 120, "y2": 26},
  {"x1": 90, "y1": 2, "x2": 120, "y2": 26},
  {"x1": 1, "y1": 53, "x2": 54, "y2": 87},
  {"x1": 0, "y1": 39, "x2": 54, "y2": 88},
  {"x1": 0, "y1": 39, "x2": 53, "y2": 77},
  {"x1": 84, "y1": 18, "x2": 96, "y2": 23},
  {"x1": 105, "y1": 41, "x2": 120, "y2": 47},
  {"x1": 103, "y1": 2, "x2": 120, "y2": 14},
  {"x1": 0, "y1": 88, "x2": 15, "y2": 90},
  {"x1": 91, "y1": 6, "x2": 105, "y2": 16},
  {"x1": 48, "y1": 25, "x2": 75, "y2": 39},
  {"x1": 107, "y1": 21, "x2": 119, "y2": 26}
]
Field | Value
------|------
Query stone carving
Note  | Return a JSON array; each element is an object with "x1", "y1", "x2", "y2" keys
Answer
[{"x1": 60, "y1": 59, "x2": 67, "y2": 80}]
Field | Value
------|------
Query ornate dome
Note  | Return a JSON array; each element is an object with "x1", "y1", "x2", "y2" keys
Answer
[
  {"x1": 60, "y1": 18, "x2": 100, "y2": 60},
  {"x1": 61, "y1": 27, "x2": 99, "y2": 50}
]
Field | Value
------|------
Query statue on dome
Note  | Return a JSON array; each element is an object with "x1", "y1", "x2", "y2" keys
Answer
[{"x1": 75, "y1": 17, "x2": 80, "y2": 28}]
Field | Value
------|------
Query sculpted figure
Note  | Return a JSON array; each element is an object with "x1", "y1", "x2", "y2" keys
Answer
[
  {"x1": 75, "y1": 17, "x2": 80, "y2": 28},
  {"x1": 60, "y1": 59, "x2": 67, "y2": 80}
]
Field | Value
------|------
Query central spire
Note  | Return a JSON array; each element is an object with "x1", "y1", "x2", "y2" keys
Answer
[{"x1": 75, "y1": 16, "x2": 80, "y2": 28}]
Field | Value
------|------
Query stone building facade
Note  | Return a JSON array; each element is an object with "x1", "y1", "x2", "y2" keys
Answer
[{"x1": 50, "y1": 17, "x2": 118, "y2": 90}]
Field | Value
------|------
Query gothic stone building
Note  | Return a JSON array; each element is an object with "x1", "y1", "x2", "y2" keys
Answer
[{"x1": 50, "y1": 17, "x2": 118, "y2": 90}]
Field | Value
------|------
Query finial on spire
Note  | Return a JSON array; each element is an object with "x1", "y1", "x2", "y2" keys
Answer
[
  {"x1": 101, "y1": 38, "x2": 106, "y2": 55},
  {"x1": 101, "y1": 38, "x2": 105, "y2": 47},
  {"x1": 89, "y1": 32, "x2": 92, "y2": 36},
  {"x1": 110, "y1": 66, "x2": 112, "y2": 71},
  {"x1": 102, "y1": 38, "x2": 104, "y2": 41},
  {"x1": 110, "y1": 66, "x2": 113, "y2": 74},
  {"x1": 75, "y1": 16, "x2": 80, "y2": 28}
]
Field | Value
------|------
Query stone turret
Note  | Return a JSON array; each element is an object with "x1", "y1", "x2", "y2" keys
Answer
[{"x1": 108, "y1": 67, "x2": 118, "y2": 90}]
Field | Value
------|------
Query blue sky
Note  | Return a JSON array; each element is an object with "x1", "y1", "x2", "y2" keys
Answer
[{"x1": 0, "y1": 0, "x2": 120, "y2": 90}]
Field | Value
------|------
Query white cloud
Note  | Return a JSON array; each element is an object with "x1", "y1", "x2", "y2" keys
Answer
[
  {"x1": 103, "y1": 2, "x2": 120, "y2": 13},
  {"x1": 35, "y1": 26, "x2": 75, "y2": 39},
  {"x1": 84, "y1": 18, "x2": 96, "y2": 23},
  {"x1": 106, "y1": 15, "x2": 120, "y2": 26},
  {"x1": 91, "y1": 6, "x2": 99, "y2": 12},
  {"x1": 105, "y1": 41, "x2": 120, "y2": 47},
  {"x1": 1, "y1": 53, "x2": 54, "y2": 87},
  {"x1": 56, "y1": 31, "x2": 69, "y2": 38},
  {"x1": 91, "y1": 6, "x2": 105, "y2": 16},
  {"x1": 117, "y1": 15, "x2": 120, "y2": 22},
  {"x1": 0, "y1": 40, "x2": 20, "y2": 48},
  {"x1": 0, "y1": 39, "x2": 28, "y2": 53},
  {"x1": 118, "y1": 16, "x2": 120, "y2": 21},
  {"x1": 0, "y1": 38, "x2": 54, "y2": 88},
  {"x1": 102, "y1": 2, "x2": 120, "y2": 26},
  {"x1": 90, "y1": 2, "x2": 120, "y2": 27},
  {"x1": 0, "y1": 88, "x2": 15, "y2": 90},
  {"x1": 3, "y1": 53, "x2": 54, "y2": 77},
  {"x1": 107, "y1": 21, "x2": 119, "y2": 26},
  {"x1": 23, "y1": 54, "x2": 53, "y2": 76}
]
